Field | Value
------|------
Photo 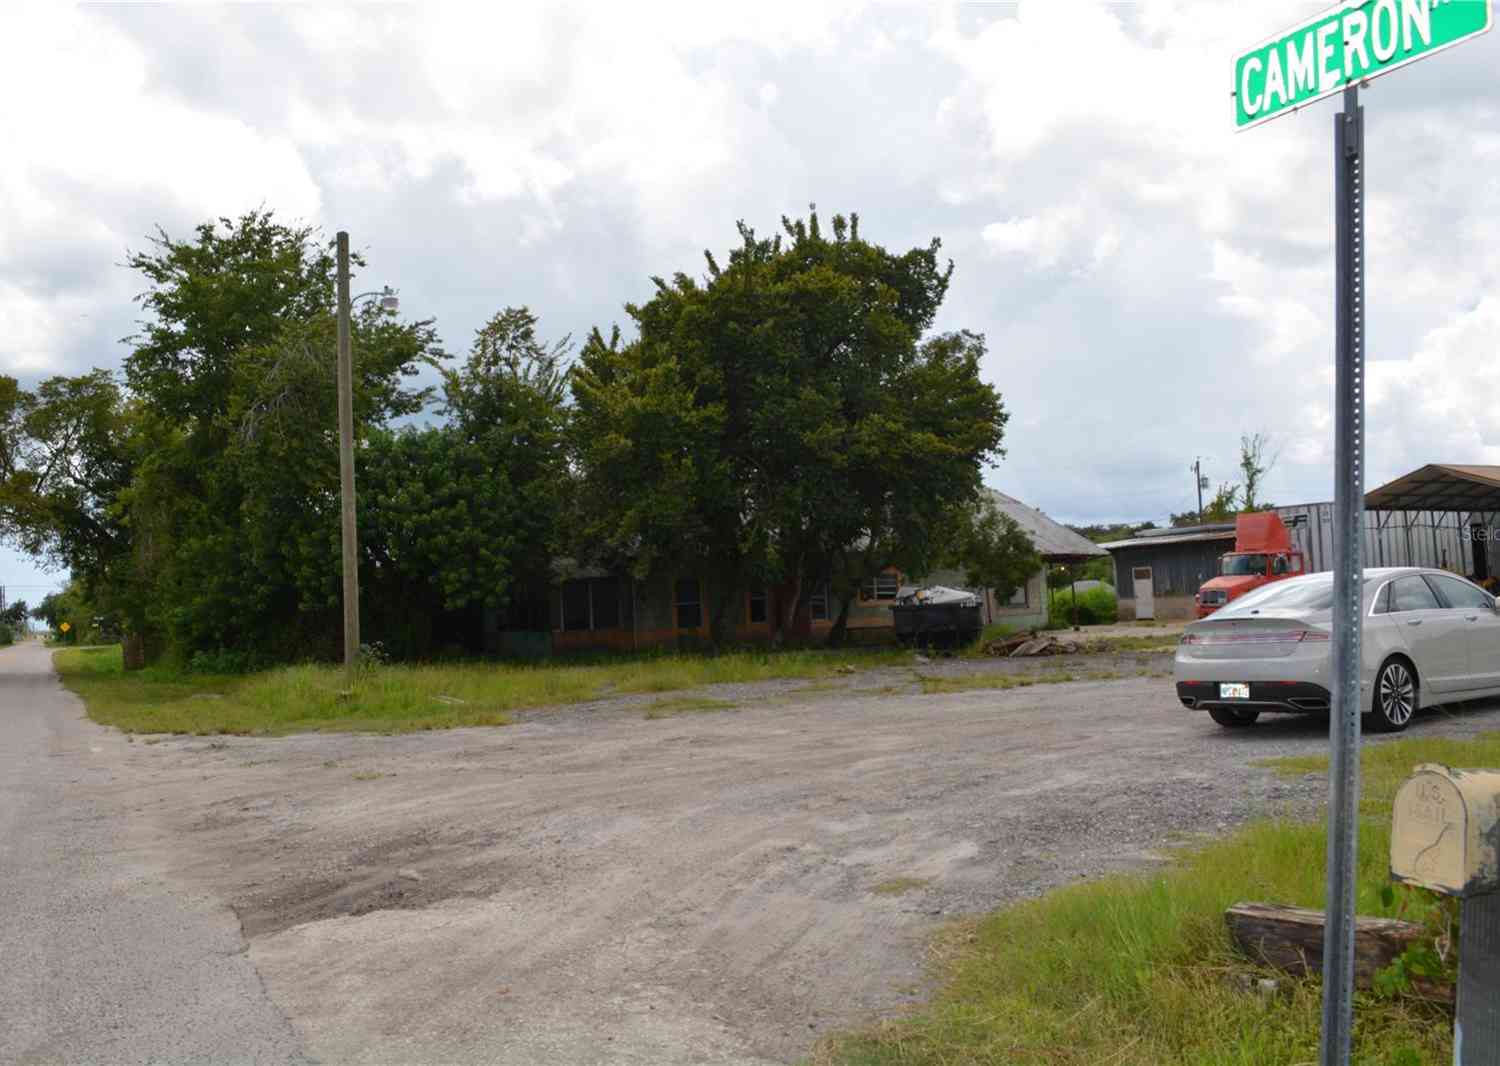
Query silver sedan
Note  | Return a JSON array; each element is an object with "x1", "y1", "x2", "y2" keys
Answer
[{"x1": 1174, "y1": 567, "x2": 1500, "y2": 732}]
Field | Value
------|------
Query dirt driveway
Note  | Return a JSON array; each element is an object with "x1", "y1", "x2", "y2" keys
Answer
[{"x1": 56, "y1": 653, "x2": 1500, "y2": 1064}]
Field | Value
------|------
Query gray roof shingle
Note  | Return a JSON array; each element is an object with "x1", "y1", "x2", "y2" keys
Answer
[{"x1": 984, "y1": 489, "x2": 1107, "y2": 562}]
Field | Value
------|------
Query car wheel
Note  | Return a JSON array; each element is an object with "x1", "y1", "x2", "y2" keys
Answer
[
  {"x1": 1368, "y1": 658, "x2": 1418, "y2": 733},
  {"x1": 1207, "y1": 706, "x2": 1260, "y2": 729}
]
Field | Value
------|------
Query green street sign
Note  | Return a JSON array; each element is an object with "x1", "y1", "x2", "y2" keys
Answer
[{"x1": 1235, "y1": 0, "x2": 1492, "y2": 129}]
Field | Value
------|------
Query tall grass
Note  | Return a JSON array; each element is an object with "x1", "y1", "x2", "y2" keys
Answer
[
  {"x1": 816, "y1": 731, "x2": 1500, "y2": 1066},
  {"x1": 54, "y1": 644, "x2": 908, "y2": 735}
]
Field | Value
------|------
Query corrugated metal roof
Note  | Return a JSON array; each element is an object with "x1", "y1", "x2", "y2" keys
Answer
[
  {"x1": 1137, "y1": 522, "x2": 1236, "y2": 536},
  {"x1": 1099, "y1": 528, "x2": 1237, "y2": 552},
  {"x1": 1365, "y1": 464, "x2": 1500, "y2": 513},
  {"x1": 984, "y1": 489, "x2": 1107, "y2": 561}
]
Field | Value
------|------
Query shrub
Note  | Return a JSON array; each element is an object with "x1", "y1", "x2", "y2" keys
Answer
[
  {"x1": 0, "y1": 623, "x2": 14, "y2": 646},
  {"x1": 187, "y1": 647, "x2": 259, "y2": 674},
  {"x1": 1048, "y1": 585, "x2": 1118, "y2": 627}
]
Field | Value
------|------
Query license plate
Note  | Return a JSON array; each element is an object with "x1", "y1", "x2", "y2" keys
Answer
[{"x1": 1220, "y1": 683, "x2": 1251, "y2": 700}]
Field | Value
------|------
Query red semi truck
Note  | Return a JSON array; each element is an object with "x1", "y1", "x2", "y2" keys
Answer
[{"x1": 1194, "y1": 512, "x2": 1305, "y2": 618}]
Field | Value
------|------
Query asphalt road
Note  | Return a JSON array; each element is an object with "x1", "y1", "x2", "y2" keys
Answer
[{"x1": 0, "y1": 641, "x2": 306, "y2": 1065}]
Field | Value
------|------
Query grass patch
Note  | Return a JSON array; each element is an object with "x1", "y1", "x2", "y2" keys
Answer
[
  {"x1": 54, "y1": 644, "x2": 906, "y2": 736},
  {"x1": 814, "y1": 732, "x2": 1500, "y2": 1066},
  {"x1": 643, "y1": 696, "x2": 737, "y2": 720},
  {"x1": 1092, "y1": 634, "x2": 1181, "y2": 654},
  {"x1": 1263, "y1": 728, "x2": 1500, "y2": 818},
  {"x1": 871, "y1": 877, "x2": 930, "y2": 897},
  {"x1": 918, "y1": 671, "x2": 1090, "y2": 695}
]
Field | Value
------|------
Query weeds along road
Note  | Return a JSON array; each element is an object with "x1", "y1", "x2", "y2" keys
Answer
[
  {"x1": 7, "y1": 643, "x2": 1500, "y2": 1065},
  {"x1": 0, "y1": 641, "x2": 306, "y2": 1065}
]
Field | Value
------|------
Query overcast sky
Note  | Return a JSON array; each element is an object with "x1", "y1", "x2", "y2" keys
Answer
[{"x1": 4, "y1": 1, "x2": 1499, "y2": 599}]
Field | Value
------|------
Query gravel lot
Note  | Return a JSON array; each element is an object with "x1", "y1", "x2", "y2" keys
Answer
[{"x1": 30, "y1": 648, "x2": 1500, "y2": 1064}]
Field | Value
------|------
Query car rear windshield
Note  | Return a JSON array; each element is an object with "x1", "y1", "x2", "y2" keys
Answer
[{"x1": 1223, "y1": 575, "x2": 1374, "y2": 614}]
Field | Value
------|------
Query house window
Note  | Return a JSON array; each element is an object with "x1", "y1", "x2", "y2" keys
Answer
[
  {"x1": 561, "y1": 580, "x2": 592, "y2": 631},
  {"x1": 860, "y1": 571, "x2": 900, "y2": 601},
  {"x1": 747, "y1": 588, "x2": 767, "y2": 624},
  {"x1": 560, "y1": 577, "x2": 623, "y2": 631},
  {"x1": 675, "y1": 578, "x2": 702, "y2": 630},
  {"x1": 1008, "y1": 582, "x2": 1028, "y2": 607},
  {"x1": 809, "y1": 583, "x2": 830, "y2": 622}
]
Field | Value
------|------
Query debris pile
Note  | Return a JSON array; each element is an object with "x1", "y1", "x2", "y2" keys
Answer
[{"x1": 982, "y1": 632, "x2": 1091, "y2": 657}]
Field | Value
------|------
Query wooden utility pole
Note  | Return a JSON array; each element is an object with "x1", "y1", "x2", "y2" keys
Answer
[{"x1": 336, "y1": 232, "x2": 359, "y2": 682}]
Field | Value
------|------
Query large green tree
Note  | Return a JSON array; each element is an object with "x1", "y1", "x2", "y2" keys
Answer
[
  {"x1": 0, "y1": 370, "x2": 132, "y2": 579},
  {"x1": 5, "y1": 214, "x2": 573, "y2": 666},
  {"x1": 0, "y1": 370, "x2": 137, "y2": 641},
  {"x1": 571, "y1": 209, "x2": 1007, "y2": 647},
  {"x1": 938, "y1": 497, "x2": 1042, "y2": 605},
  {"x1": 124, "y1": 210, "x2": 343, "y2": 424},
  {"x1": 358, "y1": 308, "x2": 571, "y2": 658},
  {"x1": 113, "y1": 211, "x2": 434, "y2": 662}
]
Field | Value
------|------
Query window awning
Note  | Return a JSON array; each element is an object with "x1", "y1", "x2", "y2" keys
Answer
[{"x1": 1364, "y1": 464, "x2": 1500, "y2": 513}]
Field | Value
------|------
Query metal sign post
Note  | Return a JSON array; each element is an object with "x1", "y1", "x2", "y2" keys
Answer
[
  {"x1": 1320, "y1": 83, "x2": 1365, "y2": 1066},
  {"x1": 1232, "y1": 4, "x2": 1493, "y2": 1061}
]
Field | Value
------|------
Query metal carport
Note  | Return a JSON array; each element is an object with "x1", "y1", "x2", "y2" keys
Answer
[{"x1": 1363, "y1": 464, "x2": 1500, "y2": 583}]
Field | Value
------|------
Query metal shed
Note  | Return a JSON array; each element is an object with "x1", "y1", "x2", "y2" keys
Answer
[{"x1": 1101, "y1": 525, "x2": 1237, "y2": 620}]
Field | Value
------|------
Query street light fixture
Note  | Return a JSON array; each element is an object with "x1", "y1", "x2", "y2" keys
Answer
[
  {"x1": 353, "y1": 286, "x2": 400, "y2": 313},
  {"x1": 335, "y1": 238, "x2": 399, "y2": 685}
]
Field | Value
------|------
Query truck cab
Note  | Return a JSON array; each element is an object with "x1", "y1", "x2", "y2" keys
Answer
[{"x1": 1195, "y1": 512, "x2": 1305, "y2": 617}]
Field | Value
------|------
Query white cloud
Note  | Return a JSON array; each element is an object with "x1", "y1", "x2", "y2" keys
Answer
[
  {"x1": 928, "y1": 0, "x2": 1500, "y2": 519},
  {"x1": 0, "y1": 282, "x2": 87, "y2": 374},
  {"x1": 982, "y1": 206, "x2": 1119, "y2": 274},
  {"x1": 0, "y1": 5, "x2": 321, "y2": 374},
  {"x1": 1367, "y1": 298, "x2": 1500, "y2": 469},
  {"x1": 2, "y1": 0, "x2": 1499, "y2": 551}
]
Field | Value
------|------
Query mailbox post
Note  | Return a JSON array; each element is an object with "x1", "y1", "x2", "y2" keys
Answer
[{"x1": 1391, "y1": 765, "x2": 1500, "y2": 1064}]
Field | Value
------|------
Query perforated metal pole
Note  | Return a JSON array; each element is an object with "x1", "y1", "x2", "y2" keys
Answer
[{"x1": 1320, "y1": 84, "x2": 1365, "y2": 1066}]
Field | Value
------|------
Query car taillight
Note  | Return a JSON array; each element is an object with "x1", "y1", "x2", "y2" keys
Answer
[{"x1": 1181, "y1": 629, "x2": 1329, "y2": 646}]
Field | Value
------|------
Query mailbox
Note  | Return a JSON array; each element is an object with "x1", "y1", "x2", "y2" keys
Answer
[{"x1": 1390, "y1": 764, "x2": 1500, "y2": 899}]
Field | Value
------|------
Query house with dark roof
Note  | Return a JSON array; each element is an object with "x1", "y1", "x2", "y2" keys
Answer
[{"x1": 521, "y1": 489, "x2": 1106, "y2": 653}]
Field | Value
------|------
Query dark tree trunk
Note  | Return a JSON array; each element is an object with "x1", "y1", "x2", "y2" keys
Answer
[
  {"x1": 708, "y1": 576, "x2": 739, "y2": 652},
  {"x1": 826, "y1": 593, "x2": 854, "y2": 648},
  {"x1": 122, "y1": 622, "x2": 166, "y2": 670},
  {"x1": 773, "y1": 574, "x2": 804, "y2": 649}
]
